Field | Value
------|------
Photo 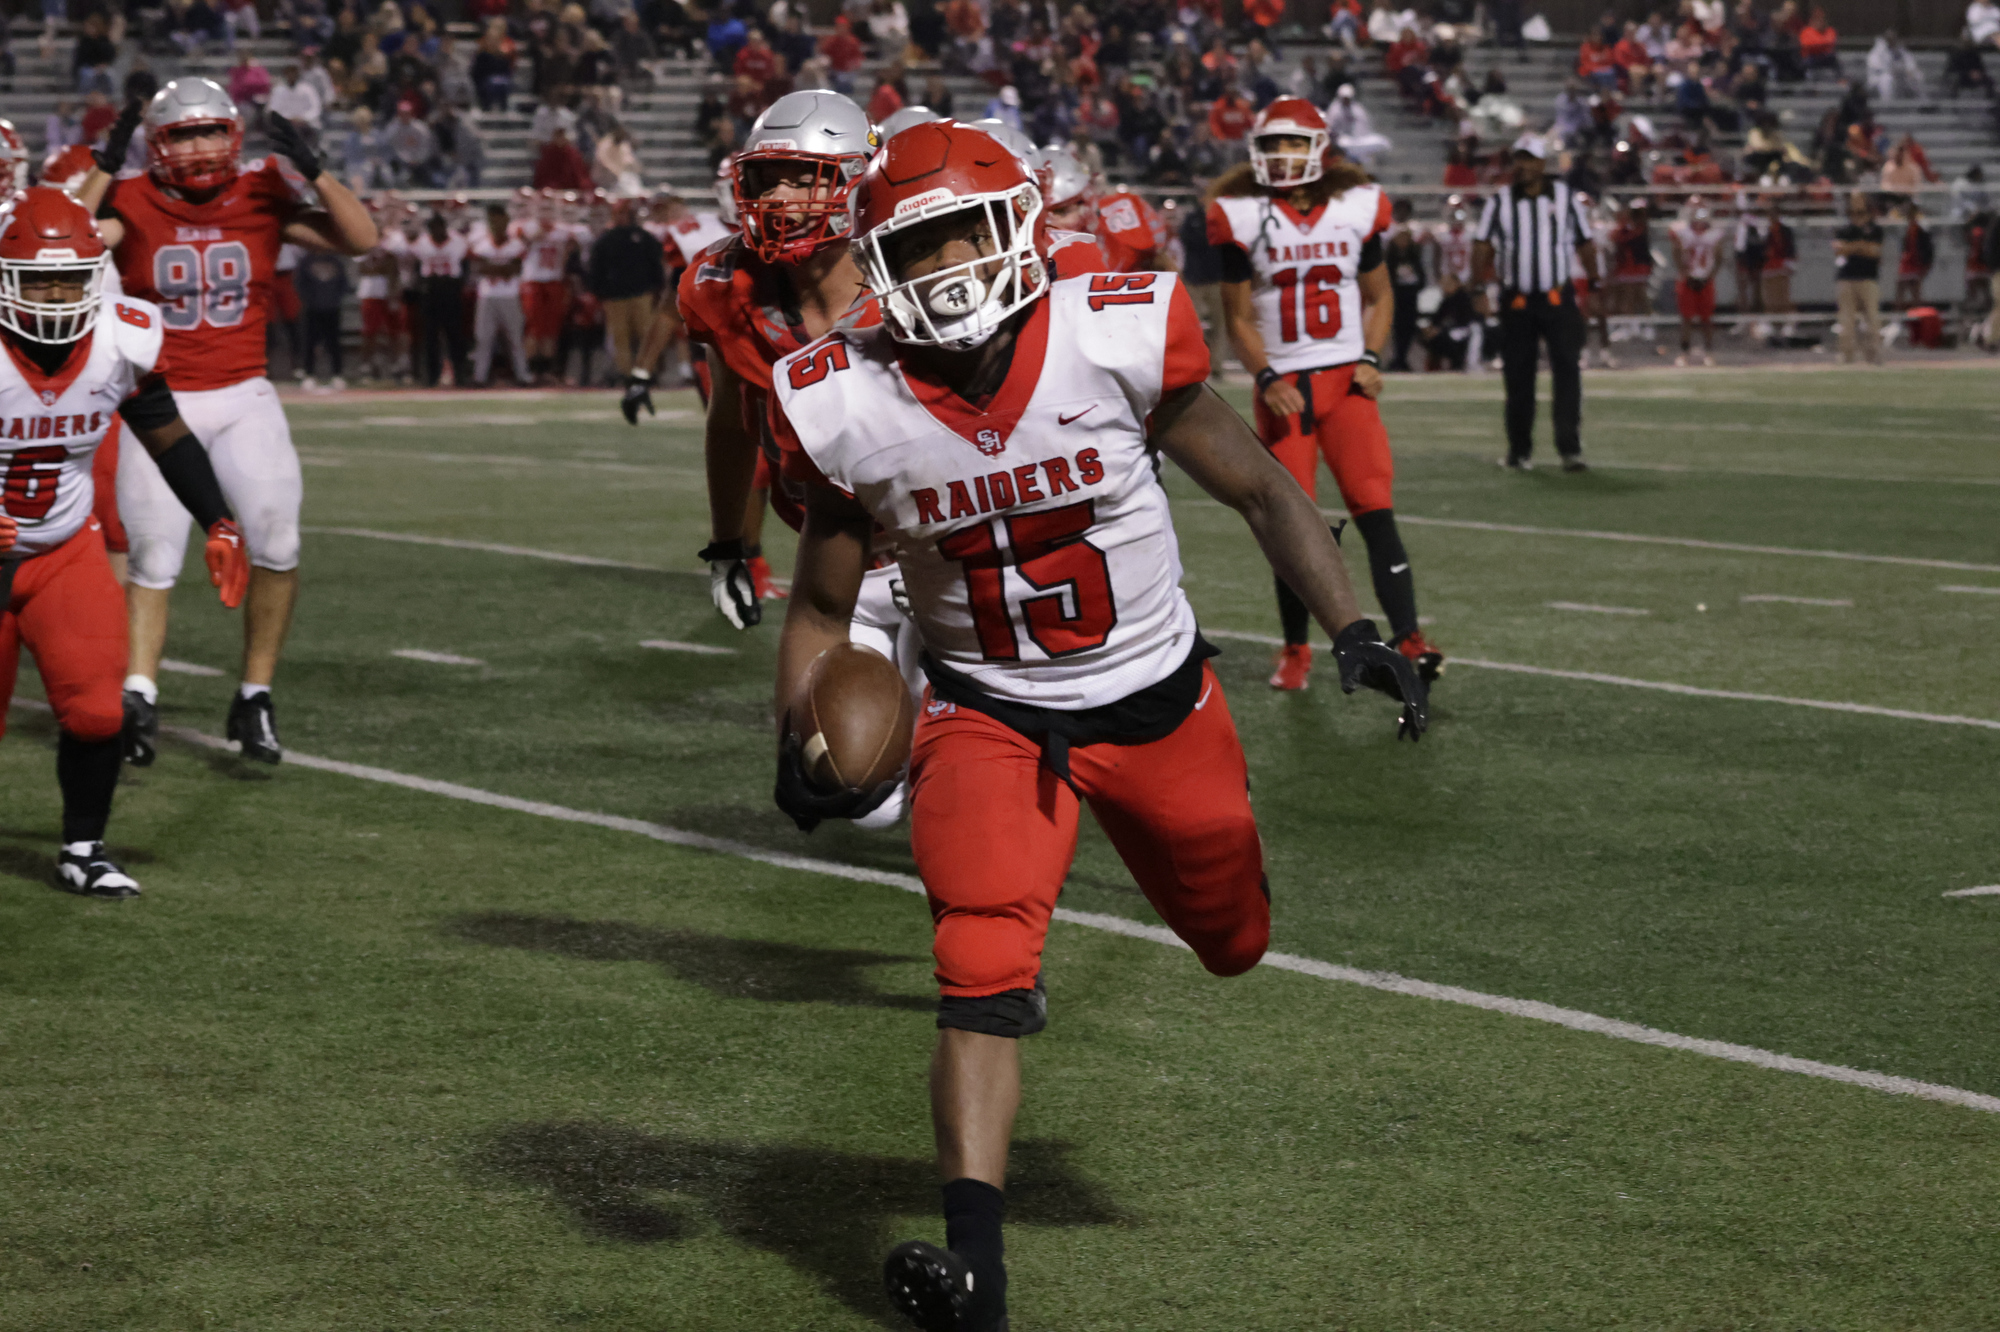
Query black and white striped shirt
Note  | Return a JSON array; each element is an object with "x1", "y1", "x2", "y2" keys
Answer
[{"x1": 1475, "y1": 181, "x2": 1595, "y2": 294}]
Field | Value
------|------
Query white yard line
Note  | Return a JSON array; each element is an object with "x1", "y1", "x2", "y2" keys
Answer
[
  {"x1": 1583, "y1": 458, "x2": 2000, "y2": 488},
  {"x1": 1943, "y1": 886, "x2": 2000, "y2": 898},
  {"x1": 1940, "y1": 585, "x2": 2000, "y2": 596},
  {"x1": 302, "y1": 527, "x2": 697, "y2": 574},
  {"x1": 159, "y1": 659, "x2": 224, "y2": 677},
  {"x1": 392, "y1": 649, "x2": 486, "y2": 666},
  {"x1": 1547, "y1": 601, "x2": 1652, "y2": 615},
  {"x1": 641, "y1": 640, "x2": 738, "y2": 655},
  {"x1": 1741, "y1": 595, "x2": 1854, "y2": 607},
  {"x1": 41, "y1": 707, "x2": 1969, "y2": 1118}
]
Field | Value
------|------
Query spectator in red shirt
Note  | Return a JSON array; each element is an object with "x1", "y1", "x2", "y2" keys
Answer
[
  {"x1": 733, "y1": 30, "x2": 779, "y2": 87},
  {"x1": 1245, "y1": 0, "x2": 1286, "y2": 36},
  {"x1": 1208, "y1": 90, "x2": 1254, "y2": 142},
  {"x1": 1385, "y1": 26, "x2": 1430, "y2": 101},
  {"x1": 1800, "y1": 9, "x2": 1840, "y2": 78},
  {"x1": 820, "y1": 16, "x2": 865, "y2": 93},
  {"x1": 1612, "y1": 21, "x2": 1655, "y2": 96},
  {"x1": 1577, "y1": 34, "x2": 1619, "y2": 90},
  {"x1": 79, "y1": 90, "x2": 117, "y2": 144},
  {"x1": 532, "y1": 126, "x2": 593, "y2": 190},
  {"x1": 867, "y1": 70, "x2": 904, "y2": 122}
]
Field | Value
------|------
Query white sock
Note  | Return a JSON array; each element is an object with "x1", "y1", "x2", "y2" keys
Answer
[
  {"x1": 238, "y1": 683, "x2": 271, "y2": 701},
  {"x1": 63, "y1": 840, "x2": 102, "y2": 856},
  {"x1": 124, "y1": 674, "x2": 157, "y2": 703}
]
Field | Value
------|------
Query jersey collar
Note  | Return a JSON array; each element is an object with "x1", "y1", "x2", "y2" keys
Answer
[
  {"x1": 3, "y1": 332, "x2": 95, "y2": 401},
  {"x1": 1274, "y1": 196, "x2": 1328, "y2": 229},
  {"x1": 898, "y1": 296, "x2": 1050, "y2": 455}
]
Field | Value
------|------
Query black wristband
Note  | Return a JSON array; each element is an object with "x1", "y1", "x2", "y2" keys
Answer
[
  {"x1": 698, "y1": 538, "x2": 747, "y2": 563},
  {"x1": 1254, "y1": 367, "x2": 1280, "y2": 393},
  {"x1": 150, "y1": 434, "x2": 233, "y2": 531},
  {"x1": 1359, "y1": 349, "x2": 1382, "y2": 369}
]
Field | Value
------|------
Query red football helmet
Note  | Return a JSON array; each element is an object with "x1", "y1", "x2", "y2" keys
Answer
[
  {"x1": 0, "y1": 120, "x2": 28, "y2": 194},
  {"x1": 1248, "y1": 97, "x2": 1330, "y2": 189},
  {"x1": 0, "y1": 187, "x2": 108, "y2": 345},
  {"x1": 144, "y1": 78, "x2": 244, "y2": 192},
  {"x1": 848, "y1": 121, "x2": 1049, "y2": 349},
  {"x1": 40, "y1": 143, "x2": 97, "y2": 194}
]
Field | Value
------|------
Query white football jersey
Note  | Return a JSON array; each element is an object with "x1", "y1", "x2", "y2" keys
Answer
[
  {"x1": 1430, "y1": 222, "x2": 1475, "y2": 284},
  {"x1": 1673, "y1": 222, "x2": 1722, "y2": 281},
  {"x1": 663, "y1": 212, "x2": 732, "y2": 268},
  {"x1": 0, "y1": 295, "x2": 164, "y2": 557},
  {"x1": 468, "y1": 230, "x2": 527, "y2": 299},
  {"x1": 515, "y1": 220, "x2": 587, "y2": 284},
  {"x1": 1209, "y1": 186, "x2": 1394, "y2": 374},
  {"x1": 771, "y1": 274, "x2": 1212, "y2": 710}
]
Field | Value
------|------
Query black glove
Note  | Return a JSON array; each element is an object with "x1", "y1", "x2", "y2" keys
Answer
[
  {"x1": 94, "y1": 101, "x2": 142, "y2": 176},
  {"x1": 773, "y1": 731, "x2": 897, "y2": 832},
  {"x1": 697, "y1": 537, "x2": 761, "y2": 629},
  {"x1": 265, "y1": 112, "x2": 322, "y2": 181},
  {"x1": 621, "y1": 368, "x2": 655, "y2": 424},
  {"x1": 1333, "y1": 617, "x2": 1429, "y2": 742}
]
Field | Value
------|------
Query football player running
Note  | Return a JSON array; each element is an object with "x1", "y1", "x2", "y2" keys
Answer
[
  {"x1": 1208, "y1": 98, "x2": 1444, "y2": 690},
  {"x1": 78, "y1": 80, "x2": 377, "y2": 766},
  {"x1": 767, "y1": 122, "x2": 1427, "y2": 1332},
  {"x1": 0, "y1": 188, "x2": 249, "y2": 896}
]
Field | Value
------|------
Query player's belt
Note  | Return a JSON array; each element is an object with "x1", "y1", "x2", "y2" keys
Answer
[{"x1": 1279, "y1": 360, "x2": 1365, "y2": 432}]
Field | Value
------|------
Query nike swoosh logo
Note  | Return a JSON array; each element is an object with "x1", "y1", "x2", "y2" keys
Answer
[
  {"x1": 1194, "y1": 680, "x2": 1215, "y2": 710},
  {"x1": 1390, "y1": 563, "x2": 1409, "y2": 574},
  {"x1": 1057, "y1": 407, "x2": 1095, "y2": 426}
]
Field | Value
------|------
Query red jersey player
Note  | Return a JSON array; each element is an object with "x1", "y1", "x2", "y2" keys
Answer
[
  {"x1": 1209, "y1": 98, "x2": 1444, "y2": 689},
  {"x1": 768, "y1": 123, "x2": 1426, "y2": 1331},
  {"x1": 79, "y1": 79, "x2": 376, "y2": 766},
  {"x1": 0, "y1": 188, "x2": 248, "y2": 895}
]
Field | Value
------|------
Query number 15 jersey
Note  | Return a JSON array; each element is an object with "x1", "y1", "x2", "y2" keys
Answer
[
  {"x1": 771, "y1": 275, "x2": 1212, "y2": 711},
  {"x1": 104, "y1": 156, "x2": 313, "y2": 391},
  {"x1": 1208, "y1": 185, "x2": 1393, "y2": 373}
]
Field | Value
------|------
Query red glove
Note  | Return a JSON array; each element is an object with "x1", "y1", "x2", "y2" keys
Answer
[
  {"x1": 205, "y1": 519, "x2": 249, "y2": 609},
  {"x1": 0, "y1": 511, "x2": 16, "y2": 552}
]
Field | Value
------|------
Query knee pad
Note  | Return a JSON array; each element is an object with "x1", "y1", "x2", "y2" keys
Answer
[
  {"x1": 937, "y1": 975, "x2": 1048, "y2": 1038},
  {"x1": 126, "y1": 530, "x2": 189, "y2": 590},
  {"x1": 244, "y1": 507, "x2": 302, "y2": 573}
]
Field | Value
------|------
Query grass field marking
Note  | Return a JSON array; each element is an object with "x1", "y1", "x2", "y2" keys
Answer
[
  {"x1": 1452, "y1": 456, "x2": 2000, "y2": 489},
  {"x1": 640, "y1": 640, "x2": 739, "y2": 655},
  {"x1": 158, "y1": 659, "x2": 224, "y2": 677},
  {"x1": 1386, "y1": 514, "x2": 2000, "y2": 575},
  {"x1": 1547, "y1": 601, "x2": 1652, "y2": 616},
  {"x1": 1939, "y1": 584, "x2": 2000, "y2": 596},
  {"x1": 301, "y1": 526, "x2": 700, "y2": 575},
  {"x1": 66, "y1": 708, "x2": 1984, "y2": 1118},
  {"x1": 1741, "y1": 595, "x2": 1854, "y2": 607},
  {"x1": 1454, "y1": 658, "x2": 2000, "y2": 732},
  {"x1": 1943, "y1": 885, "x2": 2000, "y2": 898},
  {"x1": 391, "y1": 649, "x2": 487, "y2": 667}
]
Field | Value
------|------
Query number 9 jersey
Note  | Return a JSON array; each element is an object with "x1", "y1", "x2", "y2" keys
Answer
[
  {"x1": 769, "y1": 273, "x2": 1212, "y2": 711},
  {"x1": 102, "y1": 156, "x2": 312, "y2": 390},
  {"x1": 1207, "y1": 184, "x2": 1393, "y2": 373}
]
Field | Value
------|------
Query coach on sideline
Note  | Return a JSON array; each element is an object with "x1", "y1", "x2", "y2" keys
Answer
[{"x1": 1473, "y1": 135, "x2": 1599, "y2": 472}]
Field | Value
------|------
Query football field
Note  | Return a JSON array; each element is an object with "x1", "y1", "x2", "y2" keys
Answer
[{"x1": 4, "y1": 365, "x2": 1999, "y2": 1330}]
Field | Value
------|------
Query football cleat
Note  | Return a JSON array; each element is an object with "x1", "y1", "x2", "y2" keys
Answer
[
  {"x1": 57, "y1": 842, "x2": 141, "y2": 898},
  {"x1": 122, "y1": 689, "x2": 158, "y2": 766},
  {"x1": 227, "y1": 691, "x2": 283, "y2": 764},
  {"x1": 1394, "y1": 629, "x2": 1446, "y2": 683},
  {"x1": 884, "y1": 1240, "x2": 1006, "y2": 1332},
  {"x1": 1562, "y1": 455, "x2": 1590, "y2": 473},
  {"x1": 1268, "y1": 644, "x2": 1312, "y2": 691},
  {"x1": 747, "y1": 555, "x2": 788, "y2": 601},
  {"x1": 1497, "y1": 455, "x2": 1532, "y2": 471}
]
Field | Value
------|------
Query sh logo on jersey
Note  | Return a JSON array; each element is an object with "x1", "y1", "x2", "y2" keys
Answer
[{"x1": 974, "y1": 428, "x2": 1005, "y2": 457}]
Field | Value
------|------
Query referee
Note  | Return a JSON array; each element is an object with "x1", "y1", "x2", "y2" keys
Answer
[{"x1": 1473, "y1": 136, "x2": 1600, "y2": 472}]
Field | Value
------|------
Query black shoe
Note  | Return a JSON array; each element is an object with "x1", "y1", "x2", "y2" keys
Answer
[
  {"x1": 227, "y1": 692, "x2": 283, "y2": 764},
  {"x1": 884, "y1": 1240, "x2": 1005, "y2": 1332},
  {"x1": 122, "y1": 689, "x2": 157, "y2": 766},
  {"x1": 57, "y1": 842, "x2": 141, "y2": 898},
  {"x1": 1497, "y1": 455, "x2": 1533, "y2": 471},
  {"x1": 1561, "y1": 454, "x2": 1589, "y2": 473}
]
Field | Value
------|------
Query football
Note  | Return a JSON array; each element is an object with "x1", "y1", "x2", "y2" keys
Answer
[{"x1": 789, "y1": 642, "x2": 917, "y2": 793}]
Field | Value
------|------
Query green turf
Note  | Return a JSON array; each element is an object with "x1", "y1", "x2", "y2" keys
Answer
[{"x1": 3, "y1": 367, "x2": 1998, "y2": 1329}]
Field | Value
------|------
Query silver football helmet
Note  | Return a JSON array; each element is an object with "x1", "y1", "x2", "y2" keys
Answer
[
  {"x1": 878, "y1": 105, "x2": 945, "y2": 140},
  {"x1": 144, "y1": 77, "x2": 244, "y2": 190},
  {"x1": 1027, "y1": 144, "x2": 1092, "y2": 211},
  {"x1": 733, "y1": 90, "x2": 878, "y2": 263}
]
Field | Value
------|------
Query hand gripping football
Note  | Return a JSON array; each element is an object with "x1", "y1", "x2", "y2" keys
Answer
[{"x1": 788, "y1": 642, "x2": 916, "y2": 794}]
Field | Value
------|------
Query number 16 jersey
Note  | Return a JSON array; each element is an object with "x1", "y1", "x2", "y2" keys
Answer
[
  {"x1": 1208, "y1": 185, "x2": 1393, "y2": 374},
  {"x1": 771, "y1": 275, "x2": 1212, "y2": 711},
  {"x1": 104, "y1": 156, "x2": 313, "y2": 391}
]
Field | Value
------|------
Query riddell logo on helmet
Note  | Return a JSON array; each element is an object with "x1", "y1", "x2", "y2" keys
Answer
[
  {"x1": 894, "y1": 188, "x2": 957, "y2": 217},
  {"x1": 756, "y1": 137, "x2": 799, "y2": 150}
]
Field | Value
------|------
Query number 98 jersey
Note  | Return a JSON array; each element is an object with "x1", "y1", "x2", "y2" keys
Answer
[
  {"x1": 770, "y1": 274, "x2": 1212, "y2": 711},
  {"x1": 1207, "y1": 185, "x2": 1393, "y2": 374},
  {"x1": 103, "y1": 157, "x2": 312, "y2": 391}
]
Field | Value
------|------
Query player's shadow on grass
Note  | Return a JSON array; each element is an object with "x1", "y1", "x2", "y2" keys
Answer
[
  {"x1": 476, "y1": 1122, "x2": 1125, "y2": 1324},
  {"x1": 0, "y1": 828, "x2": 155, "y2": 892},
  {"x1": 445, "y1": 911, "x2": 933, "y2": 1011}
]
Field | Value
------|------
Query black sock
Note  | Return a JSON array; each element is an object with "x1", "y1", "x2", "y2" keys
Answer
[
  {"x1": 57, "y1": 732, "x2": 121, "y2": 844},
  {"x1": 1274, "y1": 573, "x2": 1311, "y2": 646},
  {"x1": 942, "y1": 1177, "x2": 1007, "y2": 1326},
  {"x1": 1353, "y1": 508, "x2": 1419, "y2": 640},
  {"x1": 743, "y1": 542, "x2": 762, "y2": 560}
]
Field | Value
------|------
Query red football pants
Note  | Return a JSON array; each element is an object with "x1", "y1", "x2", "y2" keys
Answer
[
  {"x1": 91, "y1": 423, "x2": 128, "y2": 555},
  {"x1": 909, "y1": 663, "x2": 1270, "y2": 998},
  {"x1": 0, "y1": 520, "x2": 128, "y2": 743},
  {"x1": 1252, "y1": 362, "x2": 1396, "y2": 516}
]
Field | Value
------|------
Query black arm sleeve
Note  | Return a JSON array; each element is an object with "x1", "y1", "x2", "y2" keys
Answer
[
  {"x1": 1216, "y1": 244, "x2": 1254, "y2": 284},
  {"x1": 1358, "y1": 234, "x2": 1384, "y2": 272},
  {"x1": 148, "y1": 434, "x2": 234, "y2": 531},
  {"x1": 116, "y1": 371, "x2": 179, "y2": 431}
]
